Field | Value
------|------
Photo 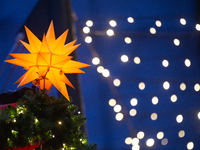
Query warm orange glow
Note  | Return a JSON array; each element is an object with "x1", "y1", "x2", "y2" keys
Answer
[{"x1": 5, "y1": 21, "x2": 90, "y2": 100}]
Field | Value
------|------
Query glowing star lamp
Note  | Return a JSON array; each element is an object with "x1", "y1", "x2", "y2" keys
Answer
[{"x1": 5, "y1": 21, "x2": 90, "y2": 100}]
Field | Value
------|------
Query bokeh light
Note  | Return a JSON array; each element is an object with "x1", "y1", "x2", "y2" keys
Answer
[
  {"x1": 129, "y1": 109, "x2": 137, "y2": 116},
  {"x1": 113, "y1": 78, "x2": 121, "y2": 87},
  {"x1": 155, "y1": 20, "x2": 162, "y2": 27},
  {"x1": 86, "y1": 20, "x2": 93, "y2": 27},
  {"x1": 152, "y1": 96, "x2": 159, "y2": 105},
  {"x1": 180, "y1": 83, "x2": 186, "y2": 91},
  {"x1": 82, "y1": 26, "x2": 90, "y2": 34},
  {"x1": 124, "y1": 37, "x2": 132, "y2": 44},
  {"x1": 174, "y1": 38, "x2": 180, "y2": 46},
  {"x1": 106, "y1": 29, "x2": 114, "y2": 36},
  {"x1": 146, "y1": 138, "x2": 154, "y2": 147},
  {"x1": 121, "y1": 55, "x2": 129, "y2": 62},
  {"x1": 115, "y1": 113, "x2": 124, "y2": 121},
  {"x1": 171, "y1": 94, "x2": 177, "y2": 102},
  {"x1": 198, "y1": 112, "x2": 200, "y2": 119},
  {"x1": 195, "y1": 24, "x2": 200, "y2": 31},
  {"x1": 163, "y1": 81, "x2": 170, "y2": 90},
  {"x1": 85, "y1": 36, "x2": 92, "y2": 43},
  {"x1": 176, "y1": 114, "x2": 183, "y2": 123},
  {"x1": 178, "y1": 130, "x2": 185, "y2": 138},
  {"x1": 132, "y1": 144, "x2": 140, "y2": 150},
  {"x1": 92, "y1": 57, "x2": 100, "y2": 65},
  {"x1": 127, "y1": 17, "x2": 134, "y2": 23},
  {"x1": 109, "y1": 99, "x2": 116, "y2": 106},
  {"x1": 109, "y1": 20, "x2": 117, "y2": 27},
  {"x1": 194, "y1": 83, "x2": 200, "y2": 92},
  {"x1": 130, "y1": 98, "x2": 138, "y2": 106},
  {"x1": 132, "y1": 138, "x2": 139, "y2": 145},
  {"x1": 102, "y1": 69, "x2": 110, "y2": 77},
  {"x1": 157, "y1": 131, "x2": 164, "y2": 139},
  {"x1": 114, "y1": 104, "x2": 122, "y2": 112},
  {"x1": 97, "y1": 66, "x2": 104, "y2": 73},
  {"x1": 185, "y1": 59, "x2": 191, "y2": 67},
  {"x1": 125, "y1": 137, "x2": 132, "y2": 145},
  {"x1": 151, "y1": 113, "x2": 158, "y2": 120},
  {"x1": 180, "y1": 18, "x2": 186, "y2": 25},
  {"x1": 137, "y1": 131, "x2": 145, "y2": 139},
  {"x1": 161, "y1": 138, "x2": 168, "y2": 145},
  {"x1": 187, "y1": 142, "x2": 194, "y2": 150},
  {"x1": 150, "y1": 27, "x2": 156, "y2": 34},
  {"x1": 134, "y1": 57, "x2": 141, "y2": 64},
  {"x1": 139, "y1": 82, "x2": 145, "y2": 90},
  {"x1": 162, "y1": 59, "x2": 169, "y2": 67}
]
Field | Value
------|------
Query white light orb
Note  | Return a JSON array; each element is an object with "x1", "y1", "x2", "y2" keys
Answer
[
  {"x1": 82, "y1": 26, "x2": 90, "y2": 34},
  {"x1": 194, "y1": 83, "x2": 200, "y2": 92},
  {"x1": 85, "y1": 36, "x2": 92, "y2": 43},
  {"x1": 155, "y1": 20, "x2": 162, "y2": 27},
  {"x1": 137, "y1": 131, "x2": 145, "y2": 139},
  {"x1": 86, "y1": 20, "x2": 93, "y2": 27},
  {"x1": 97, "y1": 66, "x2": 104, "y2": 73},
  {"x1": 106, "y1": 29, "x2": 114, "y2": 36},
  {"x1": 187, "y1": 142, "x2": 194, "y2": 150},
  {"x1": 178, "y1": 130, "x2": 185, "y2": 138},
  {"x1": 113, "y1": 78, "x2": 121, "y2": 87},
  {"x1": 109, "y1": 99, "x2": 116, "y2": 106},
  {"x1": 121, "y1": 55, "x2": 129, "y2": 62},
  {"x1": 150, "y1": 27, "x2": 156, "y2": 34},
  {"x1": 185, "y1": 59, "x2": 191, "y2": 67},
  {"x1": 109, "y1": 20, "x2": 117, "y2": 27},
  {"x1": 152, "y1": 96, "x2": 159, "y2": 105},
  {"x1": 125, "y1": 37, "x2": 132, "y2": 44},
  {"x1": 151, "y1": 113, "x2": 158, "y2": 120},
  {"x1": 162, "y1": 59, "x2": 169, "y2": 67},
  {"x1": 198, "y1": 112, "x2": 200, "y2": 119},
  {"x1": 125, "y1": 137, "x2": 132, "y2": 145},
  {"x1": 176, "y1": 114, "x2": 183, "y2": 123},
  {"x1": 157, "y1": 131, "x2": 164, "y2": 139},
  {"x1": 129, "y1": 109, "x2": 137, "y2": 116},
  {"x1": 146, "y1": 138, "x2": 154, "y2": 147},
  {"x1": 180, "y1": 83, "x2": 186, "y2": 91},
  {"x1": 102, "y1": 69, "x2": 110, "y2": 77},
  {"x1": 180, "y1": 18, "x2": 186, "y2": 25},
  {"x1": 195, "y1": 24, "x2": 200, "y2": 31},
  {"x1": 170, "y1": 94, "x2": 177, "y2": 102},
  {"x1": 92, "y1": 57, "x2": 100, "y2": 65},
  {"x1": 114, "y1": 104, "x2": 122, "y2": 112},
  {"x1": 163, "y1": 81, "x2": 170, "y2": 90},
  {"x1": 161, "y1": 138, "x2": 168, "y2": 145},
  {"x1": 134, "y1": 57, "x2": 141, "y2": 64},
  {"x1": 132, "y1": 138, "x2": 139, "y2": 145},
  {"x1": 130, "y1": 98, "x2": 138, "y2": 106},
  {"x1": 174, "y1": 38, "x2": 180, "y2": 46},
  {"x1": 132, "y1": 144, "x2": 140, "y2": 150},
  {"x1": 127, "y1": 17, "x2": 134, "y2": 23},
  {"x1": 138, "y1": 82, "x2": 145, "y2": 90},
  {"x1": 115, "y1": 113, "x2": 123, "y2": 121}
]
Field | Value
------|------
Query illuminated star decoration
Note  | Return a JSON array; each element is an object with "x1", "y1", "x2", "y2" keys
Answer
[{"x1": 5, "y1": 21, "x2": 90, "y2": 100}]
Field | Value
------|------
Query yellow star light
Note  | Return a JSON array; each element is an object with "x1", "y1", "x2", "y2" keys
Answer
[{"x1": 5, "y1": 21, "x2": 90, "y2": 100}]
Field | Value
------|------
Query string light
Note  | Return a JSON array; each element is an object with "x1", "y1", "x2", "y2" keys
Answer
[
  {"x1": 132, "y1": 138, "x2": 139, "y2": 145},
  {"x1": 130, "y1": 98, "x2": 138, "y2": 106},
  {"x1": 127, "y1": 17, "x2": 134, "y2": 23},
  {"x1": 155, "y1": 20, "x2": 162, "y2": 27},
  {"x1": 151, "y1": 113, "x2": 158, "y2": 120},
  {"x1": 35, "y1": 119, "x2": 38, "y2": 123},
  {"x1": 82, "y1": 26, "x2": 90, "y2": 34},
  {"x1": 157, "y1": 131, "x2": 164, "y2": 139},
  {"x1": 180, "y1": 18, "x2": 186, "y2": 25},
  {"x1": 163, "y1": 81, "x2": 170, "y2": 90},
  {"x1": 115, "y1": 113, "x2": 124, "y2": 121},
  {"x1": 113, "y1": 78, "x2": 121, "y2": 87},
  {"x1": 170, "y1": 94, "x2": 177, "y2": 102},
  {"x1": 194, "y1": 83, "x2": 200, "y2": 92},
  {"x1": 92, "y1": 57, "x2": 100, "y2": 65},
  {"x1": 109, "y1": 20, "x2": 117, "y2": 27},
  {"x1": 152, "y1": 96, "x2": 159, "y2": 105},
  {"x1": 180, "y1": 83, "x2": 186, "y2": 91},
  {"x1": 178, "y1": 130, "x2": 185, "y2": 138},
  {"x1": 86, "y1": 20, "x2": 93, "y2": 27},
  {"x1": 138, "y1": 82, "x2": 145, "y2": 90},
  {"x1": 102, "y1": 69, "x2": 110, "y2": 77},
  {"x1": 187, "y1": 142, "x2": 194, "y2": 150},
  {"x1": 129, "y1": 109, "x2": 137, "y2": 116},
  {"x1": 58, "y1": 121, "x2": 62, "y2": 125},
  {"x1": 125, "y1": 137, "x2": 132, "y2": 145},
  {"x1": 114, "y1": 104, "x2": 122, "y2": 112},
  {"x1": 146, "y1": 138, "x2": 154, "y2": 147},
  {"x1": 106, "y1": 29, "x2": 114, "y2": 36},
  {"x1": 52, "y1": 135, "x2": 55, "y2": 138},
  {"x1": 176, "y1": 114, "x2": 183, "y2": 123},
  {"x1": 195, "y1": 24, "x2": 200, "y2": 31},
  {"x1": 85, "y1": 36, "x2": 92, "y2": 43},
  {"x1": 97, "y1": 66, "x2": 104, "y2": 73},
  {"x1": 174, "y1": 38, "x2": 180, "y2": 46},
  {"x1": 121, "y1": 55, "x2": 129, "y2": 62},
  {"x1": 150, "y1": 27, "x2": 156, "y2": 34},
  {"x1": 124, "y1": 37, "x2": 132, "y2": 44},
  {"x1": 137, "y1": 131, "x2": 145, "y2": 139},
  {"x1": 185, "y1": 59, "x2": 191, "y2": 67},
  {"x1": 13, "y1": 118, "x2": 16, "y2": 122},
  {"x1": 134, "y1": 57, "x2": 141, "y2": 64},
  {"x1": 197, "y1": 112, "x2": 200, "y2": 119},
  {"x1": 161, "y1": 138, "x2": 168, "y2": 145},
  {"x1": 162, "y1": 59, "x2": 169, "y2": 67}
]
